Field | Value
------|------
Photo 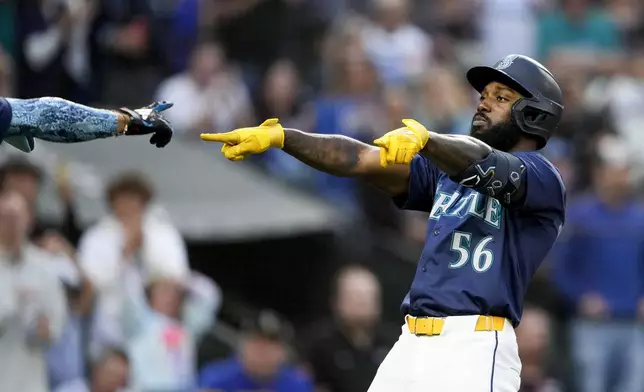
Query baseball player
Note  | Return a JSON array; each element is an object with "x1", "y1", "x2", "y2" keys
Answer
[
  {"x1": 201, "y1": 54, "x2": 566, "y2": 391},
  {"x1": 0, "y1": 97, "x2": 174, "y2": 152}
]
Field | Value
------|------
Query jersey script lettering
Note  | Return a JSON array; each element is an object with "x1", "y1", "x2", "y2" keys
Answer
[{"x1": 429, "y1": 190, "x2": 502, "y2": 229}]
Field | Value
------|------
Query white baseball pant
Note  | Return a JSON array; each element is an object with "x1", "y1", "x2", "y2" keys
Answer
[{"x1": 367, "y1": 315, "x2": 522, "y2": 392}]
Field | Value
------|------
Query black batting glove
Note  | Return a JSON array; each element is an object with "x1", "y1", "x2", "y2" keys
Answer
[{"x1": 117, "y1": 101, "x2": 174, "y2": 148}]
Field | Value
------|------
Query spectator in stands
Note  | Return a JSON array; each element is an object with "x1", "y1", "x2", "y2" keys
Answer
[
  {"x1": 541, "y1": 137, "x2": 575, "y2": 194},
  {"x1": 15, "y1": 0, "x2": 95, "y2": 102},
  {"x1": 356, "y1": 87, "x2": 408, "y2": 233},
  {"x1": 0, "y1": 190, "x2": 67, "y2": 392},
  {"x1": 122, "y1": 268, "x2": 220, "y2": 391},
  {"x1": 537, "y1": 0, "x2": 623, "y2": 72},
  {"x1": 320, "y1": 14, "x2": 368, "y2": 81},
  {"x1": 155, "y1": 41, "x2": 253, "y2": 138},
  {"x1": 0, "y1": 0, "x2": 14, "y2": 57},
  {"x1": 54, "y1": 347, "x2": 130, "y2": 392},
  {"x1": 257, "y1": 59, "x2": 316, "y2": 185},
  {"x1": 208, "y1": 0, "x2": 326, "y2": 93},
  {"x1": 478, "y1": 0, "x2": 537, "y2": 65},
  {"x1": 35, "y1": 229, "x2": 94, "y2": 390},
  {"x1": 583, "y1": 49, "x2": 644, "y2": 187},
  {"x1": 0, "y1": 157, "x2": 83, "y2": 245},
  {"x1": 0, "y1": 157, "x2": 42, "y2": 219},
  {"x1": 0, "y1": 45, "x2": 12, "y2": 96},
  {"x1": 552, "y1": 135, "x2": 644, "y2": 392},
  {"x1": 256, "y1": 59, "x2": 314, "y2": 132},
  {"x1": 550, "y1": 71, "x2": 608, "y2": 192},
  {"x1": 147, "y1": 0, "x2": 199, "y2": 74},
  {"x1": 199, "y1": 310, "x2": 312, "y2": 392},
  {"x1": 517, "y1": 306, "x2": 562, "y2": 392},
  {"x1": 607, "y1": 0, "x2": 643, "y2": 43},
  {"x1": 361, "y1": 0, "x2": 432, "y2": 85},
  {"x1": 313, "y1": 51, "x2": 383, "y2": 214},
  {"x1": 77, "y1": 172, "x2": 189, "y2": 352},
  {"x1": 301, "y1": 265, "x2": 395, "y2": 392},
  {"x1": 411, "y1": 66, "x2": 473, "y2": 136},
  {"x1": 93, "y1": 0, "x2": 165, "y2": 107}
]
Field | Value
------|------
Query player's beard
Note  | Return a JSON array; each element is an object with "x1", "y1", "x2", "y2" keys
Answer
[{"x1": 469, "y1": 117, "x2": 522, "y2": 152}]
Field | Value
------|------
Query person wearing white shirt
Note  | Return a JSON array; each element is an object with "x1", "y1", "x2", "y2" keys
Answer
[
  {"x1": 123, "y1": 268, "x2": 220, "y2": 392},
  {"x1": 155, "y1": 42, "x2": 254, "y2": 138},
  {"x1": 77, "y1": 172, "x2": 189, "y2": 352},
  {"x1": 361, "y1": 0, "x2": 432, "y2": 85},
  {"x1": 0, "y1": 190, "x2": 67, "y2": 392}
]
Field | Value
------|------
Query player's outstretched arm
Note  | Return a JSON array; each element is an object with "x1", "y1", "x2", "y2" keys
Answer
[
  {"x1": 4, "y1": 97, "x2": 174, "y2": 149},
  {"x1": 283, "y1": 128, "x2": 410, "y2": 195},
  {"x1": 200, "y1": 119, "x2": 410, "y2": 196}
]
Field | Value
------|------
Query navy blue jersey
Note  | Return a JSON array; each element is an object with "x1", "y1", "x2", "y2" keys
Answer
[
  {"x1": 0, "y1": 97, "x2": 30, "y2": 152},
  {"x1": 0, "y1": 98, "x2": 12, "y2": 140},
  {"x1": 395, "y1": 152, "x2": 565, "y2": 327}
]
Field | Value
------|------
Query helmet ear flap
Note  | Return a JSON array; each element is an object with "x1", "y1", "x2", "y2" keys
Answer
[{"x1": 511, "y1": 98, "x2": 555, "y2": 149}]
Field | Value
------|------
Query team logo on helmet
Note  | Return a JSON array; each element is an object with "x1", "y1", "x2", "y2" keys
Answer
[{"x1": 495, "y1": 55, "x2": 519, "y2": 71}]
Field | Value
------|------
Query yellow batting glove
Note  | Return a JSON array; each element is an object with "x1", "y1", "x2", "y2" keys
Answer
[
  {"x1": 200, "y1": 118, "x2": 285, "y2": 161},
  {"x1": 373, "y1": 119, "x2": 430, "y2": 167}
]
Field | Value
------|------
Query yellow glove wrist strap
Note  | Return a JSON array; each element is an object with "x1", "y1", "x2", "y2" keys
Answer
[{"x1": 259, "y1": 118, "x2": 285, "y2": 149}]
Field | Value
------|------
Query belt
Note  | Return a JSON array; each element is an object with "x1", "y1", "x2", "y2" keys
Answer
[{"x1": 405, "y1": 315, "x2": 506, "y2": 336}]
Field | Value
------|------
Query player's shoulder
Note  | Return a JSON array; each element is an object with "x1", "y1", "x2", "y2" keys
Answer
[
  {"x1": 513, "y1": 151, "x2": 556, "y2": 169},
  {"x1": 513, "y1": 151, "x2": 565, "y2": 186}
]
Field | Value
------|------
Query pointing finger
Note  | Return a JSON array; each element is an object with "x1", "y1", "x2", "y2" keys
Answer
[{"x1": 201, "y1": 132, "x2": 241, "y2": 144}]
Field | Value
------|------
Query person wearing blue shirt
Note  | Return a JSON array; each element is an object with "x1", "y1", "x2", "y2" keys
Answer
[
  {"x1": 199, "y1": 310, "x2": 313, "y2": 392},
  {"x1": 201, "y1": 54, "x2": 566, "y2": 392},
  {"x1": 552, "y1": 148, "x2": 644, "y2": 392},
  {"x1": 537, "y1": 1, "x2": 622, "y2": 61},
  {"x1": 0, "y1": 97, "x2": 174, "y2": 152}
]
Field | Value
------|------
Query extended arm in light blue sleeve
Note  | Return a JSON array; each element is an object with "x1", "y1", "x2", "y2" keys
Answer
[{"x1": 6, "y1": 97, "x2": 119, "y2": 143}]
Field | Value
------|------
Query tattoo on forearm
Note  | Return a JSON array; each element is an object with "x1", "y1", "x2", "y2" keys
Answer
[
  {"x1": 283, "y1": 128, "x2": 367, "y2": 176},
  {"x1": 421, "y1": 133, "x2": 492, "y2": 176},
  {"x1": 6, "y1": 97, "x2": 118, "y2": 143}
]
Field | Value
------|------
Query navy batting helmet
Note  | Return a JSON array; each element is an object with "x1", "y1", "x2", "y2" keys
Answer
[{"x1": 466, "y1": 54, "x2": 563, "y2": 149}]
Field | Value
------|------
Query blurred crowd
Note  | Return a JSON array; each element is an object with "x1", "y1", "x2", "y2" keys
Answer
[
  {"x1": 0, "y1": 158, "x2": 223, "y2": 392},
  {"x1": 0, "y1": 155, "x2": 393, "y2": 392},
  {"x1": 1, "y1": 0, "x2": 644, "y2": 391}
]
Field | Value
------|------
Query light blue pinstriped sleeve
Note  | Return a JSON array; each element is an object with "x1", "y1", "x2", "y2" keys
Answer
[{"x1": 5, "y1": 97, "x2": 119, "y2": 143}]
